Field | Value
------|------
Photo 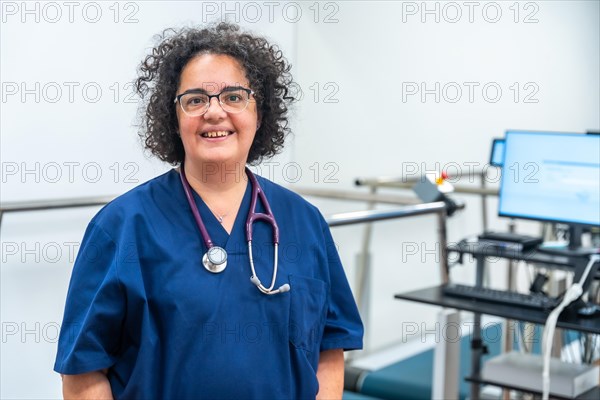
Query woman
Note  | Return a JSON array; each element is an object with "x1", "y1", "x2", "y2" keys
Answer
[{"x1": 54, "y1": 22, "x2": 363, "y2": 399}]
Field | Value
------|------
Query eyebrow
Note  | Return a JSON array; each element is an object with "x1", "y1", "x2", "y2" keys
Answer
[{"x1": 180, "y1": 86, "x2": 248, "y2": 96}]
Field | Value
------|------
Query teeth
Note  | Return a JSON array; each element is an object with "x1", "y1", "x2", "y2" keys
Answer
[{"x1": 202, "y1": 131, "x2": 230, "y2": 138}]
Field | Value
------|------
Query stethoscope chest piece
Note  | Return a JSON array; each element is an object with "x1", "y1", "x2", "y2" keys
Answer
[{"x1": 203, "y1": 246, "x2": 228, "y2": 273}]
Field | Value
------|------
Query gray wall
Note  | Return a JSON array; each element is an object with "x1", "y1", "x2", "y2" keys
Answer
[{"x1": 1, "y1": 1, "x2": 598, "y2": 397}]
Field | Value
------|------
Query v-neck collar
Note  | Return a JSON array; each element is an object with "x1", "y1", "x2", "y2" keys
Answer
[{"x1": 191, "y1": 179, "x2": 252, "y2": 250}]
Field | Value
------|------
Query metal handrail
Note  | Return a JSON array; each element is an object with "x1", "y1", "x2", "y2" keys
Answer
[
  {"x1": 0, "y1": 196, "x2": 117, "y2": 226},
  {"x1": 292, "y1": 187, "x2": 421, "y2": 205},
  {"x1": 0, "y1": 196, "x2": 116, "y2": 212},
  {"x1": 355, "y1": 167, "x2": 493, "y2": 185},
  {"x1": 355, "y1": 169, "x2": 501, "y2": 230},
  {"x1": 0, "y1": 187, "x2": 421, "y2": 215},
  {"x1": 0, "y1": 191, "x2": 454, "y2": 285},
  {"x1": 0, "y1": 189, "x2": 453, "y2": 295},
  {"x1": 0, "y1": 191, "x2": 444, "y2": 228},
  {"x1": 355, "y1": 174, "x2": 499, "y2": 196},
  {"x1": 327, "y1": 202, "x2": 447, "y2": 227}
]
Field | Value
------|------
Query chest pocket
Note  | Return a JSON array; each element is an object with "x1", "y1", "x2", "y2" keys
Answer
[{"x1": 288, "y1": 274, "x2": 328, "y2": 353}]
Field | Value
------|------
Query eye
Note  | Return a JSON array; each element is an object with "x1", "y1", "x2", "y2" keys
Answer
[
  {"x1": 185, "y1": 95, "x2": 208, "y2": 106},
  {"x1": 222, "y1": 92, "x2": 244, "y2": 103}
]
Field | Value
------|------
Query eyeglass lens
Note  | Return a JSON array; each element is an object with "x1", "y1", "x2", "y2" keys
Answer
[{"x1": 180, "y1": 89, "x2": 250, "y2": 115}]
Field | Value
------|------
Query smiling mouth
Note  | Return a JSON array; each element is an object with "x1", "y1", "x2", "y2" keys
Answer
[{"x1": 201, "y1": 131, "x2": 233, "y2": 138}]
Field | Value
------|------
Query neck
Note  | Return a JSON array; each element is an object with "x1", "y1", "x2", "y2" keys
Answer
[
  {"x1": 183, "y1": 161, "x2": 248, "y2": 194},
  {"x1": 182, "y1": 161, "x2": 248, "y2": 232}
]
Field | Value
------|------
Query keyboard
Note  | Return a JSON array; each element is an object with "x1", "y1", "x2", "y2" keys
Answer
[{"x1": 443, "y1": 283, "x2": 560, "y2": 310}]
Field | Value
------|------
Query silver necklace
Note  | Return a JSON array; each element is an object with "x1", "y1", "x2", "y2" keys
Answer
[{"x1": 204, "y1": 202, "x2": 228, "y2": 224}]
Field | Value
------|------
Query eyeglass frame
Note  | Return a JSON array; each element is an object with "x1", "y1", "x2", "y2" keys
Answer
[{"x1": 174, "y1": 86, "x2": 255, "y2": 116}]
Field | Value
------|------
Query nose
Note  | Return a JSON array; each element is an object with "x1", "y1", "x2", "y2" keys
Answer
[{"x1": 203, "y1": 96, "x2": 227, "y2": 120}]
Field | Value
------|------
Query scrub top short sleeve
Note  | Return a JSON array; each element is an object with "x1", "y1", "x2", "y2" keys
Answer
[
  {"x1": 54, "y1": 221, "x2": 126, "y2": 374},
  {"x1": 318, "y1": 214, "x2": 364, "y2": 352}
]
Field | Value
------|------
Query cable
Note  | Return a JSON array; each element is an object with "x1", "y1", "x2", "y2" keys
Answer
[{"x1": 541, "y1": 254, "x2": 600, "y2": 400}]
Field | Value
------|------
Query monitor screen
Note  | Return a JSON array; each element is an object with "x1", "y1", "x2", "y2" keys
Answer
[
  {"x1": 499, "y1": 131, "x2": 600, "y2": 227},
  {"x1": 490, "y1": 138, "x2": 505, "y2": 167}
]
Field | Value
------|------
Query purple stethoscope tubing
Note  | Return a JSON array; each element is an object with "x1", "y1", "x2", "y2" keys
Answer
[
  {"x1": 179, "y1": 164, "x2": 289, "y2": 294},
  {"x1": 245, "y1": 168, "x2": 279, "y2": 244},
  {"x1": 179, "y1": 165, "x2": 214, "y2": 250}
]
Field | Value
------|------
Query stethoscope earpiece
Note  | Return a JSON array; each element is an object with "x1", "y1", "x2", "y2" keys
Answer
[
  {"x1": 250, "y1": 275, "x2": 261, "y2": 286},
  {"x1": 278, "y1": 284, "x2": 291, "y2": 293}
]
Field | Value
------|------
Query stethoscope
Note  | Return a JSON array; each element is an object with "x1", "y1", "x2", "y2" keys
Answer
[{"x1": 179, "y1": 165, "x2": 290, "y2": 295}]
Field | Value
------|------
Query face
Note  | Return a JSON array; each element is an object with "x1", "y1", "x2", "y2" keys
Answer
[{"x1": 175, "y1": 54, "x2": 258, "y2": 170}]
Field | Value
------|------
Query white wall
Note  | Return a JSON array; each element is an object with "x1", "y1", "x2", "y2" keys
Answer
[
  {"x1": 0, "y1": 2, "x2": 296, "y2": 397},
  {"x1": 1, "y1": 1, "x2": 598, "y2": 398},
  {"x1": 291, "y1": 0, "x2": 599, "y2": 351}
]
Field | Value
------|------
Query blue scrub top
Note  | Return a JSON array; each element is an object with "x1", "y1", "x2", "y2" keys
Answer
[{"x1": 54, "y1": 169, "x2": 363, "y2": 399}]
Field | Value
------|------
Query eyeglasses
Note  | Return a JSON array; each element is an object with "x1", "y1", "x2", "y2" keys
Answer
[{"x1": 174, "y1": 86, "x2": 255, "y2": 117}]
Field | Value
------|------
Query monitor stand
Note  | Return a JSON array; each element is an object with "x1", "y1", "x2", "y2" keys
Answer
[{"x1": 537, "y1": 225, "x2": 600, "y2": 257}]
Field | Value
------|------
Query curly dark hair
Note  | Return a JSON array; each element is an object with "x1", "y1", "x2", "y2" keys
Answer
[{"x1": 135, "y1": 22, "x2": 296, "y2": 165}]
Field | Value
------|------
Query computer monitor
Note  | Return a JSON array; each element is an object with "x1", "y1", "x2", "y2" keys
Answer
[
  {"x1": 499, "y1": 130, "x2": 600, "y2": 250},
  {"x1": 489, "y1": 138, "x2": 505, "y2": 167}
]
